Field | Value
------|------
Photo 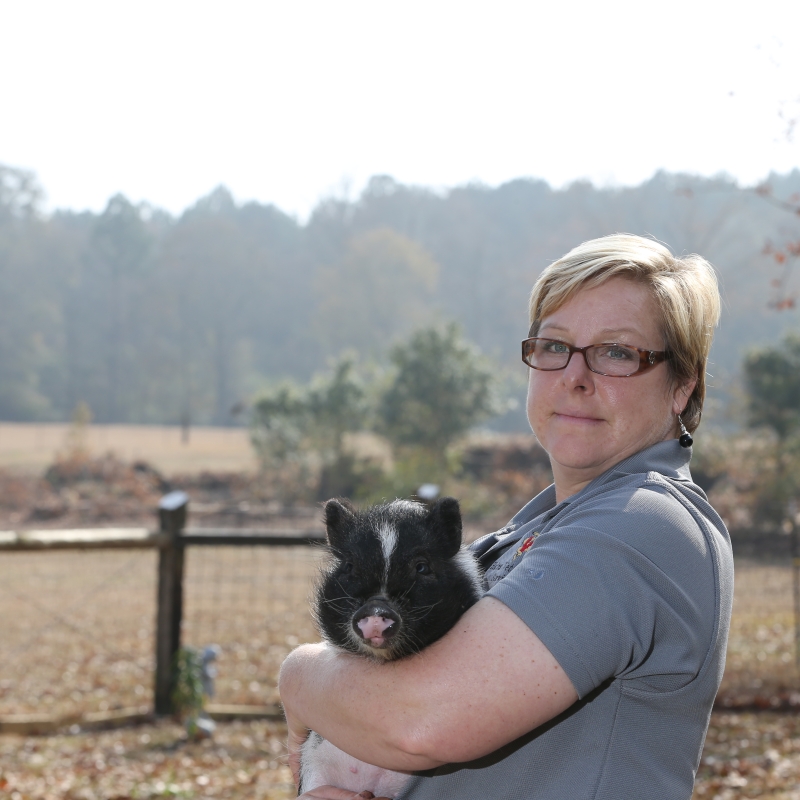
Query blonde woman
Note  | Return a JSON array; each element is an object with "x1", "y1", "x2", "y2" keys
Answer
[{"x1": 280, "y1": 234, "x2": 733, "y2": 800}]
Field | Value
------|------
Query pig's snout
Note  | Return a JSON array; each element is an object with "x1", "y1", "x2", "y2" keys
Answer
[{"x1": 353, "y1": 601, "x2": 400, "y2": 648}]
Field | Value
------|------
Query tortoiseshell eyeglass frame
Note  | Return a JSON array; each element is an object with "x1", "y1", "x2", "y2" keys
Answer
[{"x1": 521, "y1": 337, "x2": 667, "y2": 377}]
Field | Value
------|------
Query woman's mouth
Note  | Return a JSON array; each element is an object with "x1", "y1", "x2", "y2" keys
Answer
[{"x1": 554, "y1": 412, "x2": 602, "y2": 424}]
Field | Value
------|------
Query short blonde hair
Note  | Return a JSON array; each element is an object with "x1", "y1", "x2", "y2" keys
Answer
[{"x1": 528, "y1": 234, "x2": 720, "y2": 432}]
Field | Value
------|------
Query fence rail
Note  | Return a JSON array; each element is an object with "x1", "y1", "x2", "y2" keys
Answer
[
  {"x1": 0, "y1": 528, "x2": 326, "y2": 551},
  {"x1": 0, "y1": 528, "x2": 158, "y2": 550}
]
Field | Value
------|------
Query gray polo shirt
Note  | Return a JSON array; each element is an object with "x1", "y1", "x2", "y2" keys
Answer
[{"x1": 399, "y1": 440, "x2": 733, "y2": 800}]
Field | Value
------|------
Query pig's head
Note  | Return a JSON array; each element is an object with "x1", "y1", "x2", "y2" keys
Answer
[{"x1": 314, "y1": 497, "x2": 483, "y2": 661}]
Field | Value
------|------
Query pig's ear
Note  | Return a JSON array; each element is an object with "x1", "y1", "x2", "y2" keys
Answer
[
  {"x1": 427, "y1": 496, "x2": 463, "y2": 557},
  {"x1": 323, "y1": 497, "x2": 355, "y2": 549}
]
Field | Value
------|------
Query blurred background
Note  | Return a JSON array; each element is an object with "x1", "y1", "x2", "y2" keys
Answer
[{"x1": 2, "y1": 1, "x2": 800, "y2": 798}]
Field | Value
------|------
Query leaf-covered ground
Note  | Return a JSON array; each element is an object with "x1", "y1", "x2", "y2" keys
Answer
[
  {"x1": 0, "y1": 719, "x2": 295, "y2": 800},
  {"x1": 4, "y1": 712, "x2": 800, "y2": 799},
  {"x1": 694, "y1": 712, "x2": 800, "y2": 799}
]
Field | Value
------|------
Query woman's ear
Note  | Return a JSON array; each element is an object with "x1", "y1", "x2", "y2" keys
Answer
[{"x1": 672, "y1": 377, "x2": 697, "y2": 416}]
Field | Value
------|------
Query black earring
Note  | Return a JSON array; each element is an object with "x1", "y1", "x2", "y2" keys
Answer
[{"x1": 678, "y1": 414, "x2": 693, "y2": 448}]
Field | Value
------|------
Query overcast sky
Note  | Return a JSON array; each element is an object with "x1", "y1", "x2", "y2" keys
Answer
[{"x1": 2, "y1": 0, "x2": 800, "y2": 220}]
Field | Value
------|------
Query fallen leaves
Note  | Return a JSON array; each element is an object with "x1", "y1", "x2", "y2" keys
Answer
[
  {"x1": 0, "y1": 718, "x2": 295, "y2": 799},
  {"x1": 5, "y1": 713, "x2": 800, "y2": 799},
  {"x1": 694, "y1": 712, "x2": 800, "y2": 798}
]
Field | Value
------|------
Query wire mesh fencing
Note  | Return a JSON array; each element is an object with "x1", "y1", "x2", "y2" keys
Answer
[
  {"x1": 0, "y1": 549, "x2": 157, "y2": 718},
  {"x1": 0, "y1": 535, "x2": 329, "y2": 722},
  {"x1": 182, "y1": 544, "x2": 324, "y2": 708}
]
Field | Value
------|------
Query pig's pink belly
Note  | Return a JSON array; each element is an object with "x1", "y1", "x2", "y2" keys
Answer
[{"x1": 300, "y1": 735, "x2": 410, "y2": 798}]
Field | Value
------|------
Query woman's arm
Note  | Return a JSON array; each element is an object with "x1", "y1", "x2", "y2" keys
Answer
[{"x1": 279, "y1": 596, "x2": 577, "y2": 775}]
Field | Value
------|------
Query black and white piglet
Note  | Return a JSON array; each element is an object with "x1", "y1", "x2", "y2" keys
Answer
[{"x1": 298, "y1": 496, "x2": 483, "y2": 798}]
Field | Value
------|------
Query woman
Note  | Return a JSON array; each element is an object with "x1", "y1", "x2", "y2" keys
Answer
[{"x1": 279, "y1": 234, "x2": 733, "y2": 800}]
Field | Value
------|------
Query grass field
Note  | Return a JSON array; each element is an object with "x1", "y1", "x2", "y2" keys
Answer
[
  {"x1": 0, "y1": 423, "x2": 257, "y2": 475},
  {"x1": 718, "y1": 561, "x2": 798, "y2": 708}
]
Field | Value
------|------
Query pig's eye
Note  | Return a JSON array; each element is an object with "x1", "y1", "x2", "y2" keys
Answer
[
  {"x1": 415, "y1": 561, "x2": 431, "y2": 575},
  {"x1": 341, "y1": 562, "x2": 353, "y2": 574}
]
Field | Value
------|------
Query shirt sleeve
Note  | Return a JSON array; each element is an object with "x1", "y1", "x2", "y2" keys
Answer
[{"x1": 486, "y1": 482, "x2": 718, "y2": 699}]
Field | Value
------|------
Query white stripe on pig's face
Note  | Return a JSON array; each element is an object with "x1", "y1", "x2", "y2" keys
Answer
[{"x1": 377, "y1": 521, "x2": 398, "y2": 588}]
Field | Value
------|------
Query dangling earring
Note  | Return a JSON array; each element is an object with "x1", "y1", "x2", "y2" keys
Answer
[{"x1": 678, "y1": 414, "x2": 693, "y2": 448}]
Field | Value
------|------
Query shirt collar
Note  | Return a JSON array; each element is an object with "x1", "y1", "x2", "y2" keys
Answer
[
  {"x1": 508, "y1": 483, "x2": 557, "y2": 528},
  {"x1": 508, "y1": 439, "x2": 693, "y2": 528},
  {"x1": 593, "y1": 439, "x2": 692, "y2": 484}
]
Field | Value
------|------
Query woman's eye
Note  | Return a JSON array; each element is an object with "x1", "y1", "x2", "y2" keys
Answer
[
  {"x1": 605, "y1": 346, "x2": 634, "y2": 360},
  {"x1": 544, "y1": 340, "x2": 569, "y2": 354},
  {"x1": 415, "y1": 562, "x2": 431, "y2": 575}
]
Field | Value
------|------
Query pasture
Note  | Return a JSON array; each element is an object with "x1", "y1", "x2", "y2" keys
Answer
[{"x1": 0, "y1": 423, "x2": 257, "y2": 475}]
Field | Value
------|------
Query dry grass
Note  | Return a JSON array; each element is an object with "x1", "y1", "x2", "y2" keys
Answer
[
  {"x1": 0, "y1": 423, "x2": 257, "y2": 476},
  {"x1": 181, "y1": 546, "x2": 321, "y2": 709},
  {"x1": 3, "y1": 423, "x2": 798, "y2": 795},
  {"x1": 694, "y1": 712, "x2": 800, "y2": 799},
  {"x1": 4, "y1": 712, "x2": 800, "y2": 800},
  {"x1": 0, "y1": 550, "x2": 158, "y2": 719}
]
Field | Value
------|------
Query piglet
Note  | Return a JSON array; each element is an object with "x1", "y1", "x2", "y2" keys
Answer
[{"x1": 297, "y1": 497, "x2": 482, "y2": 798}]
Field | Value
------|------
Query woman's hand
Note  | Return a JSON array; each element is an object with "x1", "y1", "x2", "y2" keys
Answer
[
  {"x1": 280, "y1": 643, "x2": 329, "y2": 787},
  {"x1": 285, "y1": 703, "x2": 393, "y2": 800},
  {"x1": 285, "y1": 707, "x2": 309, "y2": 789}
]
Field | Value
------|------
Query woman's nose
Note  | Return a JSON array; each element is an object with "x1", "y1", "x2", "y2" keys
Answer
[{"x1": 562, "y1": 349, "x2": 594, "y2": 388}]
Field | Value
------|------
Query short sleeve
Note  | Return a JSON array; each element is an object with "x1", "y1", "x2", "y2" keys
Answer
[{"x1": 487, "y1": 483, "x2": 717, "y2": 698}]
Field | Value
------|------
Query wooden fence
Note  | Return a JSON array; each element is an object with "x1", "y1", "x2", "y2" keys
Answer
[{"x1": 0, "y1": 491, "x2": 325, "y2": 732}]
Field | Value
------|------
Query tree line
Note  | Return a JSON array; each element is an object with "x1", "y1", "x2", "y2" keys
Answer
[{"x1": 1, "y1": 163, "x2": 799, "y2": 428}]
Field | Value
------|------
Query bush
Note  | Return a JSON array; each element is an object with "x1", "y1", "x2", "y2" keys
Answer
[{"x1": 378, "y1": 324, "x2": 497, "y2": 458}]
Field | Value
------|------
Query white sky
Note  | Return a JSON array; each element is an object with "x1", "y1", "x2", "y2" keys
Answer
[{"x1": 2, "y1": 0, "x2": 800, "y2": 220}]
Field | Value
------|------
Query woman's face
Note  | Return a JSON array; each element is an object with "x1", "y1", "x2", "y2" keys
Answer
[{"x1": 526, "y1": 277, "x2": 694, "y2": 500}]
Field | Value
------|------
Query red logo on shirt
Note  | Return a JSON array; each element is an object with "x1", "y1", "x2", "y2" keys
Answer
[{"x1": 513, "y1": 534, "x2": 537, "y2": 559}]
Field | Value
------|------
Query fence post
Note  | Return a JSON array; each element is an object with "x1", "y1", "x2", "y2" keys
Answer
[{"x1": 154, "y1": 490, "x2": 189, "y2": 715}]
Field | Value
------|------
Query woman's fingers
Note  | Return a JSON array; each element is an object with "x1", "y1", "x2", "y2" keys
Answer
[
  {"x1": 285, "y1": 712, "x2": 310, "y2": 788},
  {"x1": 298, "y1": 786, "x2": 391, "y2": 799}
]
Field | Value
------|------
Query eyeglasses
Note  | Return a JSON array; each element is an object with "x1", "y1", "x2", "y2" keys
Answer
[{"x1": 521, "y1": 337, "x2": 666, "y2": 377}]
